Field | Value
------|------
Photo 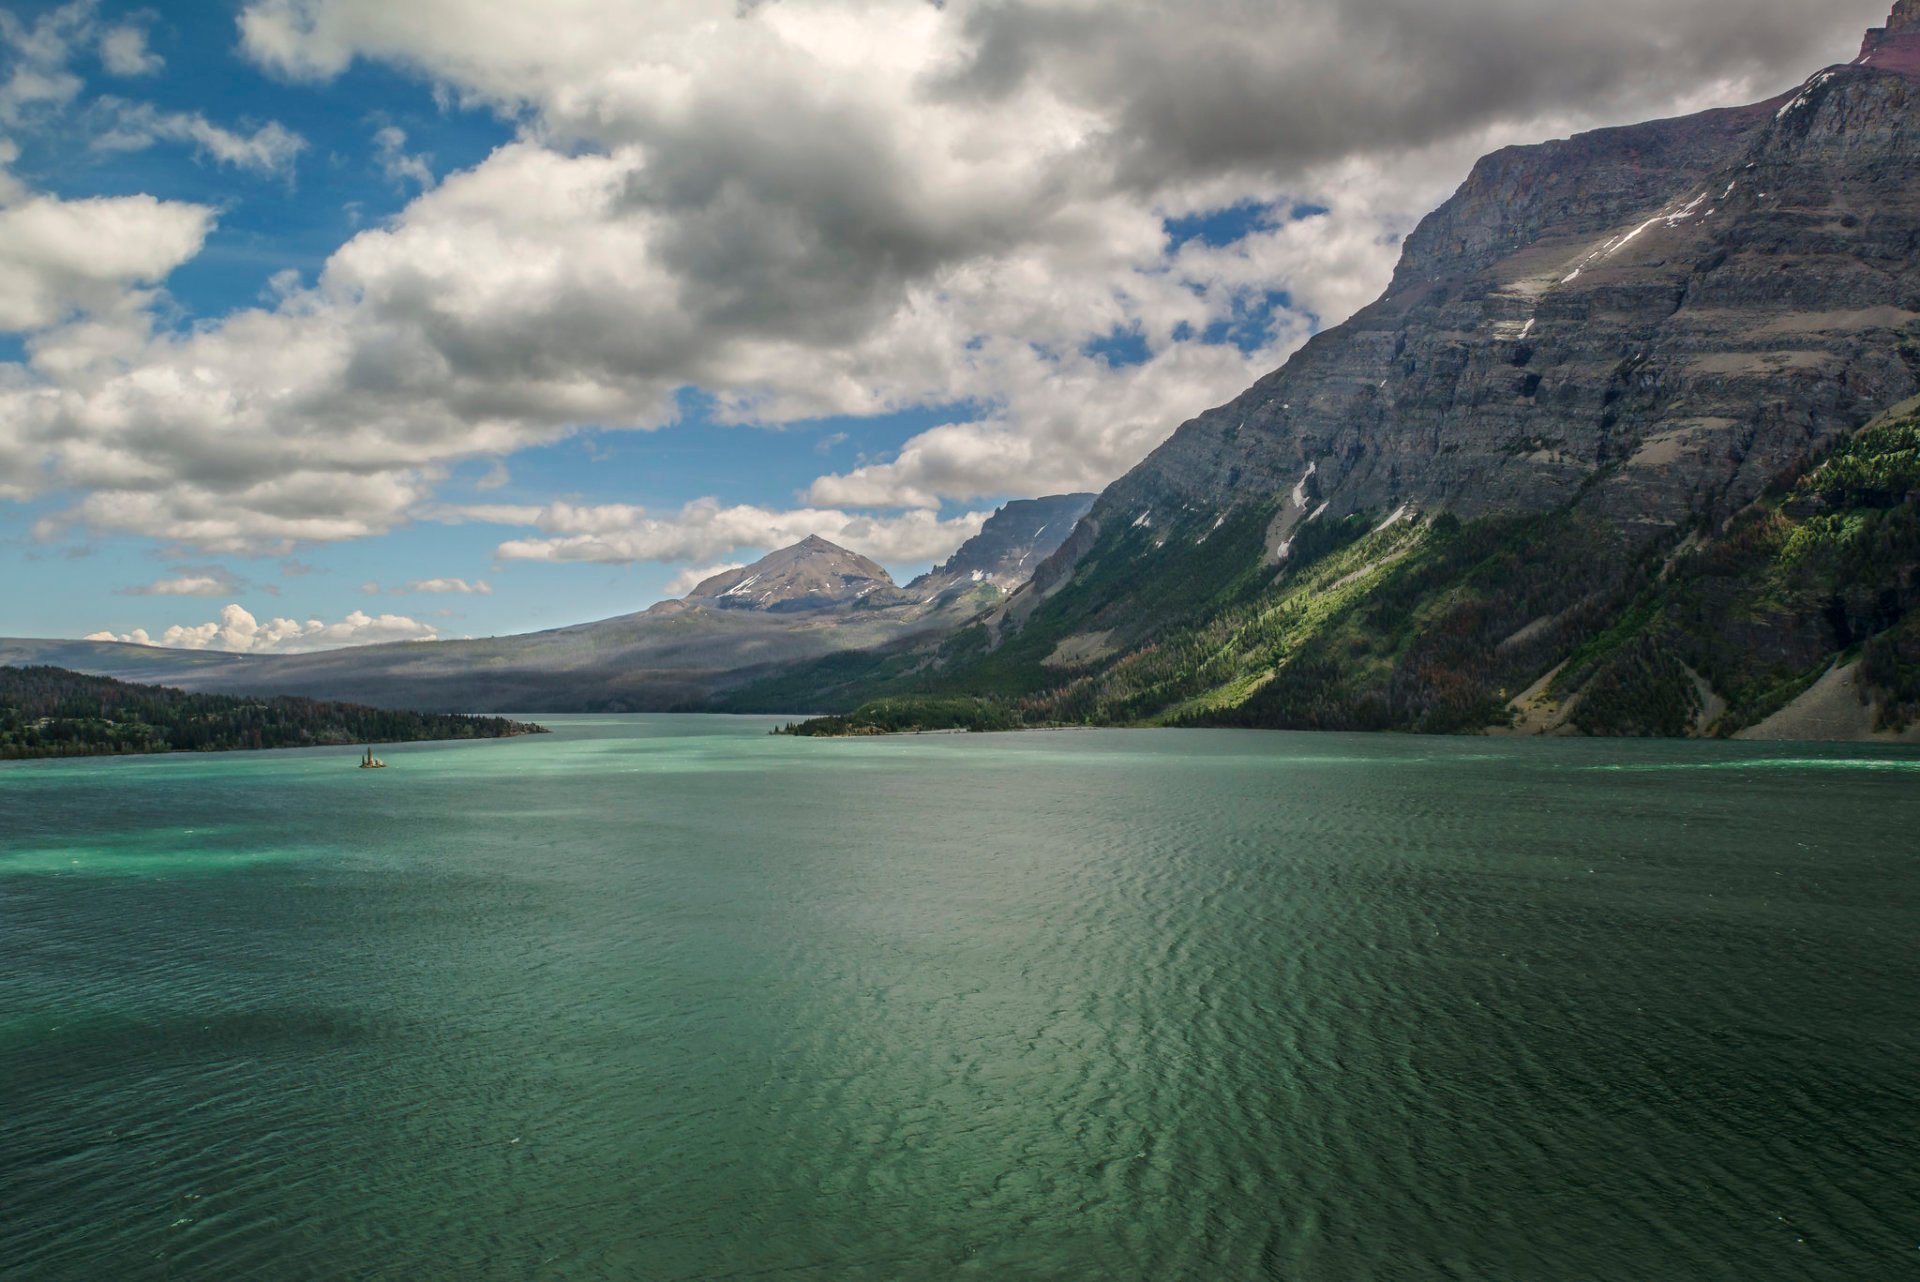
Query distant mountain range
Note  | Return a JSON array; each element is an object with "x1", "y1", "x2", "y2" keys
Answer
[
  {"x1": 0, "y1": 665, "x2": 543, "y2": 760},
  {"x1": 0, "y1": 494, "x2": 1095, "y2": 713}
]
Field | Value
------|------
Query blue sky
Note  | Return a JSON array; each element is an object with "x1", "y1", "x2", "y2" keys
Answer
[{"x1": 0, "y1": 0, "x2": 1874, "y2": 651}]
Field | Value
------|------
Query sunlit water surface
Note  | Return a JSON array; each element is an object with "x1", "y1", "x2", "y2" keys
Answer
[{"x1": 3, "y1": 717, "x2": 1916, "y2": 1280}]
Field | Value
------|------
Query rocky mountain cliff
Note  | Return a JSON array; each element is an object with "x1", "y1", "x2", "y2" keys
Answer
[
  {"x1": 1076, "y1": 51, "x2": 1920, "y2": 553},
  {"x1": 908, "y1": 494, "x2": 1097, "y2": 600},
  {"x1": 1860, "y1": 0, "x2": 1920, "y2": 74},
  {"x1": 763, "y1": 8, "x2": 1920, "y2": 741}
]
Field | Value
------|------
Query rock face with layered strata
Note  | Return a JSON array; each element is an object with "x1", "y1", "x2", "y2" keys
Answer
[
  {"x1": 908, "y1": 494, "x2": 1096, "y2": 601},
  {"x1": 1032, "y1": 29, "x2": 1920, "y2": 592},
  {"x1": 909, "y1": 9, "x2": 1920, "y2": 740}
]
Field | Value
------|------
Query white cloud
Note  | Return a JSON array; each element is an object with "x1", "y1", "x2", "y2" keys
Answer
[
  {"x1": 95, "y1": 100, "x2": 307, "y2": 177},
  {"x1": 363, "y1": 575, "x2": 494, "y2": 594},
  {"x1": 434, "y1": 503, "x2": 545, "y2": 527},
  {"x1": 372, "y1": 124, "x2": 434, "y2": 188},
  {"x1": 7, "y1": 0, "x2": 1889, "y2": 557},
  {"x1": 0, "y1": 1, "x2": 90, "y2": 124},
  {"x1": 98, "y1": 23, "x2": 162, "y2": 77},
  {"x1": 122, "y1": 572, "x2": 236, "y2": 597},
  {"x1": 0, "y1": 190, "x2": 214, "y2": 332},
  {"x1": 477, "y1": 497, "x2": 993, "y2": 567},
  {"x1": 0, "y1": 5, "x2": 298, "y2": 172},
  {"x1": 90, "y1": 602, "x2": 438, "y2": 652},
  {"x1": 403, "y1": 576, "x2": 491, "y2": 594}
]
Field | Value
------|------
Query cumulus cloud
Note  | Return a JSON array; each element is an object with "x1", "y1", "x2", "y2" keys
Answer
[
  {"x1": 3, "y1": 3, "x2": 274, "y2": 161},
  {"x1": 0, "y1": 188, "x2": 214, "y2": 332},
  {"x1": 361, "y1": 575, "x2": 492, "y2": 595},
  {"x1": 469, "y1": 497, "x2": 993, "y2": 567},
  {"x1": 0, "y1": 1, "x2": 91, "y2": 124},
  {"x1": 403, "y1": 576, "x2": 491, "y2": 594},
  {"x1": 939, "y1": 0, "x2": 1871, "y2": 192},
  {"x1": 95, "y1": 100, "x2": 307, "y2": 177},
  {"x1": 7, "y1": 0, "x2": 1893, "y2": 556},
  {"x1": 120, "y1": 569, "x2": 241, "y2": 597},
  {"x1": 88, "y1": 602, "x2": 437, "y2": 652},
  {"x1": 97, "y1": 22, "x2": 161, "y2": 77},
  {"x1": 371, "y1": 124, "x2": 434, "y2": 189}
]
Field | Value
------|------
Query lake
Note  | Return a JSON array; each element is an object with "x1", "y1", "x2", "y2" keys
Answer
[{"x1": 2, "y1": 716, "x2": 1916, "y2": 1280}]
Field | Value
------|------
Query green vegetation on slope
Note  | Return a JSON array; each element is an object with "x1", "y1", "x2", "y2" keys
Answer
[
  {"x1": 0, "y1": 666, "x2": 548, "y2": 760},
  {"x1": 783, "y1": 498, "x2": 1633, "y2": 736},
  {"x1": 1550, "y1": 411, "x2": 1920, "y2": 735},
  {"x1": 786, "y1": 407, "x2": 1920, "y2": 740}
]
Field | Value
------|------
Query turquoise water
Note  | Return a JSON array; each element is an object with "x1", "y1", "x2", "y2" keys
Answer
[{"x1": 2, "y1": 717, "x2": 1916, "y2": 1280}]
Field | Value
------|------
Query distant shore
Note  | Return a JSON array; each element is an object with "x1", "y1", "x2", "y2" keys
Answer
[{"x1": 0, "y1": 665, "x2": 548, "y2": 762}]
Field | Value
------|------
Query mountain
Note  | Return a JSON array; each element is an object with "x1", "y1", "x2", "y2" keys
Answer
[
  {"x1": 908, "y1": 494, "x2": 1097, "y2": 601},
  {"x1": 1861, "y1": 0, "x2": 1920, "y2": 74},
  {"x1": 762, "y1": 8, "x2": 1920, "y2": 741},
  {"x1": 0, "y1": 497, "x2": 1091, "y2": 712},
  {"x1": 673, "y1": 535, "x2": 909, "y2": 614}
]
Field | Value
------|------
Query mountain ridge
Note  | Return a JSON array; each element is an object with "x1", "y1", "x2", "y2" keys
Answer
[{"x1": 0, "y1": 496, "x2": 1092, "y2": 712}]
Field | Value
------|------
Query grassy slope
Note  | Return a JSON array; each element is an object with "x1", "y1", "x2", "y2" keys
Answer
[
  {"x1": 1550, "y1": 411, "x2": 1920, "y2": 735},
  {"x1": 776, "y1": 406, "x2": 1920, "y2": 739}
]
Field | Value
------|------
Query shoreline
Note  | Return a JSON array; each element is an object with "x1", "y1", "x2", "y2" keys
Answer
[{"x1": 0, "y1": 723, "x2": 549, "y2": 765}]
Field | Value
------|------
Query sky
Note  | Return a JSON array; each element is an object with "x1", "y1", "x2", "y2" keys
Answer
[{"x1": 0, "y1": 0, "x2": 1890, "y2": 652}]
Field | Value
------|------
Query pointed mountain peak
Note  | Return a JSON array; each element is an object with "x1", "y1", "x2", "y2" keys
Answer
[
  {"x1": 1858, "y1": 2, "x2": 1920, "y2": 71},
  {"x1": 684, "y1": 536, "x2": 902, "y2": 613},
  {"x1": 906, "y1": 493, "x2": 1098, "y2": 599}
]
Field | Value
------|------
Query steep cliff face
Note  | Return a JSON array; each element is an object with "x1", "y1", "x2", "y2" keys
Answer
[
  {"x1": 881, "y1": 10, "x2": 1920, "y2": 738},
  {"x1": 908, "y1": 493, "x2": 1095, "y2": 600},
  {"x1": 1067, "y1": 61, "x2": 1920, "y2": 564},
  {"x1": 1859, "y1": 0, "x2": 1920, "y2": 74}
]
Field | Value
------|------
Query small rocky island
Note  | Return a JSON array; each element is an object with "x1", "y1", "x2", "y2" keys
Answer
[{"x1": 0, "y1": 666, "x2": 547, "y2": 761}]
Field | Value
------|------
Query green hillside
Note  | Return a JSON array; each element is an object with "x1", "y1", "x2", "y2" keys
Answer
[{"x1": 760, "y1": 405, "x2": 1920, "y2": 739}]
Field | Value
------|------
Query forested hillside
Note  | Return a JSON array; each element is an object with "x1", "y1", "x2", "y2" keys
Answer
[{"x1": 0, "y1": 667, "x2": 545, "y2": 760}]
